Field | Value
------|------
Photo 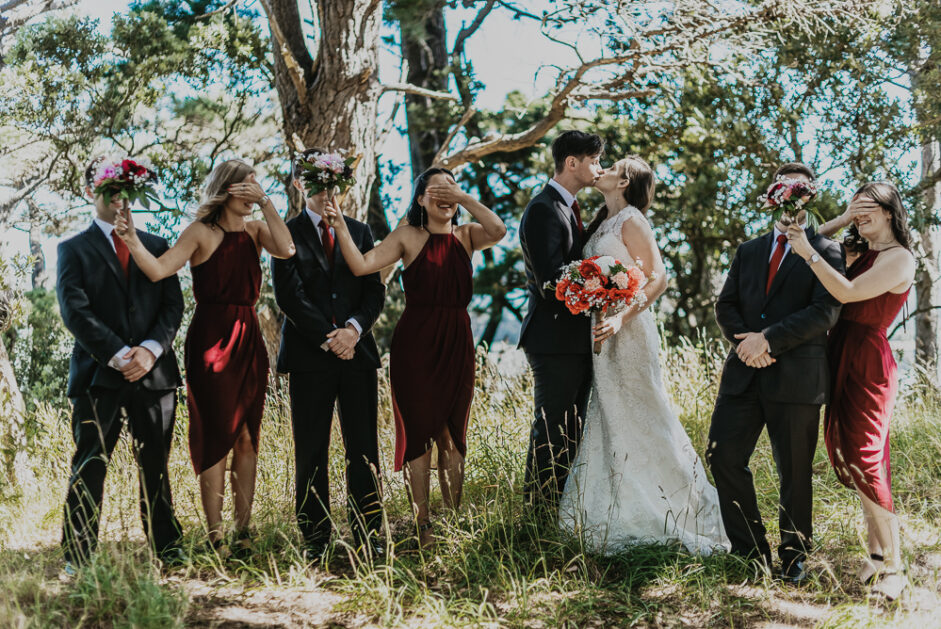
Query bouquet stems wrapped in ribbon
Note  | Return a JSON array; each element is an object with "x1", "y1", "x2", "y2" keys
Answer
[{"x1": 544, "y1": 255, "x2": 649, "y2": 354}]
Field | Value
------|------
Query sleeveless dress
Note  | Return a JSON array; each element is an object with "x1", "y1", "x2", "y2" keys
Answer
[
  {"x1": 559, "y1": 206, "x2": 729, "y2": 555},
  {"x1": 185, "y1": 229, "x2": 269, "y2": 474},
  {"x1": 389, "y1": 231, "x2": 475, "y2": 472},
  {"x1": 824, "y1": 249, "x2": 909, "y2": 512}
]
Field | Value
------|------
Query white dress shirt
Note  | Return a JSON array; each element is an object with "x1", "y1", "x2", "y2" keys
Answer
[
  {"x1": 547, "y1": 178, "x2": 577, "y2": 210},
  {"x1": 93, "y1": 218, "x2": 164, "y2": 369},
  {"x1": 769, "y1": 223, "x2": 806, "y2": 262},
  {"x1": 305, "y1": 208, "x2": 363, "y2": 337}
]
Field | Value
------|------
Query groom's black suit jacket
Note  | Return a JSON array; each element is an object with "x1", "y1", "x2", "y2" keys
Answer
[
  {"x1": 715, "y1": 228, "x2": 843, "y2": 405},
  {"x1": 272, "y1": 213, "x2": 384, "y2": 372},
  {"x1": 518, "y1": 185, "x2": 592, "y2": 354},
  {"x1": 57, "y1": 223, "x2": 183, "y2": 398}
]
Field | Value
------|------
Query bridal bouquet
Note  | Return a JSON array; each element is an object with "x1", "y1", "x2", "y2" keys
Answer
[
  {"x1": 763, "y1": 177, "x2": 824, "y2": 228},
  {"x1": 90, "y1": 155, "x2": 160, "y2": 210},
  {"x1": 545, "y1": 255, "x2": 648, "y2": 353},
  {"x1": 295, "y1": 149, "x2": 361, "y2": 196}
]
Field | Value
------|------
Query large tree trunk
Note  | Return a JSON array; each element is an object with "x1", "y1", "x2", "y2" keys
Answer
[
  {"x1": 400, "y1": 3, "x2": 449, "y2": 177},
  {"x1": 916, "y1": 139, "x2": 940, "y2": 377},
  {"x1": 265, "y1": 0, "x2": 382, "y2": 221}
]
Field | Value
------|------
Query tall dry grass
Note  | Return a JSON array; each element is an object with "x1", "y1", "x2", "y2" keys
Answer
[{"x1": 1, "y1": 337, "x2": 939, "y2": 627}]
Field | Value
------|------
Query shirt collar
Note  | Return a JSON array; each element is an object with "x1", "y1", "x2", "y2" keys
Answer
[
  {"x1": 94, "y1": 217, "x2": 115, "y2": 238},
  {"x1": 306, "y1": 207, "x2": 326, "y2": 229},
  {"x1": 547, "y1": 178, "x2": 576, "y2": 209}
]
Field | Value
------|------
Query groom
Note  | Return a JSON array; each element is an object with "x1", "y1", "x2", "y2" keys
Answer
[
  {"x1": 519, "y1": 130, "x2": 603, "y2": 511},
  {"x1": 272, "y1": 148, "x2": 386, "y2": 558},
  {"x1": 706, "y1": 162, "x2": 843, "y2": 583}
]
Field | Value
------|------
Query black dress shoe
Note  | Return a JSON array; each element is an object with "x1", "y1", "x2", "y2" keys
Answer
[
  {"x1": 780, "y1": 559, "x2": 809, "y2": 585},
  {"x1": 158, "y1": 546, "x2": 190, "y2": 567},
  {"x1": 303, "y1": 539, "x2": 329, "y2": 563}
]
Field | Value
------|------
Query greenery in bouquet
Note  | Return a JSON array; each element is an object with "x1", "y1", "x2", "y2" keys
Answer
[
  {"x1": 295, "y1": 150, "x2": 360, "y2": 196},
  {"x1": 763, "y1": 177, "x2": 824, "y2": 229},
  {"x1": 90, "y1": 155, "x2": 161, "y2": 210}
]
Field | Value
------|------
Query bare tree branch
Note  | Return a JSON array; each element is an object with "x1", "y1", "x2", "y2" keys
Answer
[
  {"x1": 432, "y1": 104, "x2": 477, "y2": 167},
  {"x1": 380, "y1": 81, "x2": 457, "y2": 101},
  {"x1": 259, "y1": 0, "x2": 308, "y2": 105},
  {"x1": 452, "y1": 0, "x2": 496, "y2": 61}
]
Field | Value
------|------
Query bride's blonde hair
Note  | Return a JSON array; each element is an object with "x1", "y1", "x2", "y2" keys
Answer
[{"x1": 196, "y1": 159, "x2": 255, "y2": 225}]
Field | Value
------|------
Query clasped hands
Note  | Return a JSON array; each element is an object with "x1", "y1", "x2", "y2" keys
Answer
[
  {"x1": 325, "y1": 324, "x2": 360, "y2": 360},
  {"x1": 734, "y1": 331, "x2": 775, "y2": 368},
  {"x1": 116, "y1": 346, "x2": 157, "y2": 382}
]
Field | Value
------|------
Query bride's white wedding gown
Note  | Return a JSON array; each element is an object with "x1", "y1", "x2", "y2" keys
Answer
[{"x1": 559, "y1": 206, "x2": 730, "y2": 555}]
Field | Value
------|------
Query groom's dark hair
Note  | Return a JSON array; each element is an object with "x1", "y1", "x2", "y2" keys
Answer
[
  {"x1": 551, "y1": 130, "x2": 604, "y2": 173},
  {"x1": 773, "y1": 162, "x2": 815, "y2": 181}
]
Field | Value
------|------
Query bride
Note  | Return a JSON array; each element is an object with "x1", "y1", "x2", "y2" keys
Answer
[{"x1": 559, "y1": 156, "x2": 729, "y2": 555}]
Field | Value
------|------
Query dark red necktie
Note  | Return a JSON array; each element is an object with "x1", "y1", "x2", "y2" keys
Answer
[
  {"x1": 320, "y1": 221, "x2": 334, "y2": 269},
  {"x1": 571, "y1": 199, "x2": 584, "y2": 234},
  {"x1": 112, "y1": 231, "x2": 130, "y2": 277},
  {"x1": 766, "y1": 234, "x2": 788, "y2": 294}
]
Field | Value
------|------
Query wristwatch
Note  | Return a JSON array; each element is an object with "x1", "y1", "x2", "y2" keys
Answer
[
  {"x1": 807, "y1": 253, "x2": 820, "y2": 265},
  {"x1": 258, "y1": 195, "x2": 270, "y2": 206}
]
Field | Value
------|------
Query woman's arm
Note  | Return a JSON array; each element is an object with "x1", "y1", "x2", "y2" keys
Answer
[
  {"x1": 115, "y1": 209, "x2": 201, "y2": 281},
  {"x1": 425, "y1": 180, "x2": 506, "y2": 251},
  {"x1": 786, "y1": 224, "x2": 915, "y2": 303},
  {"x1": 322, "y1": 199, "x2": 406, "y2": 276},
  {"x1": 229, "y1": 181, "x2": 295, "y2": 259},
  {"x1": 817, "y1": 196, "x2": 883, "y2": 238}
]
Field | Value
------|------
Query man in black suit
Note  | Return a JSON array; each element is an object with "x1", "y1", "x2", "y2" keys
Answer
[
  {"x1": 519, "y1": 130, "x2": 604, "y2": 510},
  {"x1": 57, "y1": 158, "x2": 184, "y2": 570},
  {"x1": 706, "y1": 162, "x2": 844, "y2": 583},
  {"x1": 272, "y1": 149, "x2": 385, "y2": 558}
]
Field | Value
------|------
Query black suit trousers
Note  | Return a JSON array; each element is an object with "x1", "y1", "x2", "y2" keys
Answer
[
  {"x1": 523, "y1": 352, "x2": 592, "y2": 510},
  {"x1": 289, "y1": 365, "x2": 382, "y2": 545},
  {"x1": 706, "y1": 381, "x2": 820, "y2": 566},
  {"x1": 62, "y1": 386, "x2": 181, "y2": 563}
]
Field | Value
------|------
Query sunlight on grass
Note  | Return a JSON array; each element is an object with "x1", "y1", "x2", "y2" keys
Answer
[{"x1": 1, "y1": 338, "x2": 940, "y2": 626}]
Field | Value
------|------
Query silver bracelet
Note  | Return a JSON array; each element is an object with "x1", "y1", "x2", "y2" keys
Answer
[{"x1": 258, "y1": 195, "x2": 270, "y2": 206}]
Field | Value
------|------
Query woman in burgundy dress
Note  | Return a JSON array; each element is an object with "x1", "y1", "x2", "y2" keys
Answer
[
  {"x1": 787, "y1": 181, "x2": 915, "y2": 600},
  {"x1": 116, "y1": 159, "x2": 295, "y2": 547},
  {"x1": 325, "y1": 168, "x2": 506, "y2": 547}
]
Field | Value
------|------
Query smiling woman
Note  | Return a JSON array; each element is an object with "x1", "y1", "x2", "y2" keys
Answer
[
  {"x1": 323, "y1": 167, "x2": 506, "y2": 548},
  {"x1": 114, "y1": 158, "x2": 295, "y2": 552}
]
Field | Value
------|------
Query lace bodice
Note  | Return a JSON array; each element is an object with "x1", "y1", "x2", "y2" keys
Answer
[{"x1": 584, "y1": 205, "x2": 642, "y2": 266}]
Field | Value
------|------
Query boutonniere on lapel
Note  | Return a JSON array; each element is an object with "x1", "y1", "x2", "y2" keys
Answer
[{"x1": 762, "y1": 177, "x2": 823, "y2": 229}]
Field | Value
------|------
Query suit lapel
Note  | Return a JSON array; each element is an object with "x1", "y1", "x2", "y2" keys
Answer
[
  {"x1": 542, "y1": 185, "x2": 577, "y2": 252},
  {"x1": 86, "y1": 223, "x2": 128, "y2": 293}
]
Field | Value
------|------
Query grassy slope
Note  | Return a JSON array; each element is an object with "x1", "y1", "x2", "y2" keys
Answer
[{"x1": 1, "y1": 338, "x2": 940, "y2": 628}]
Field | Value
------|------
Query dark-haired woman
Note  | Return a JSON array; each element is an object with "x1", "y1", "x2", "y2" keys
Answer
[
  {"x1": 324, "y1": 168, "x2": 506, "y2": 547},
  {"x1": 787, "y1": 182, "x2": 915, "y2": 600},
  {"x1": 115, "y1": 159, "x2": 295, "y2": 548}
]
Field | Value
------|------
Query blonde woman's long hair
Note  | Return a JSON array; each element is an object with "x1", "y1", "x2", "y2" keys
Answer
[{"x1": 196, "y1": 159, "x2": 255, "y2": 225}]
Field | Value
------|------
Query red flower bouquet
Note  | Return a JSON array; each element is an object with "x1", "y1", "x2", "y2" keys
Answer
[
  {"x1": 763, "y1": 177, "x2": 823, "y2": 228},
  {"x1": 545, "y1": 255, "x2": 649, "y2": 353}
]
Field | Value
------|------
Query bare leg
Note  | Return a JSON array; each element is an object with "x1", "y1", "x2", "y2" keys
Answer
[
  {"x1": 436, "y1": 428, "x2": 465, "y2": 511},
  {"x1": 199, "y1": 456, "x2": 228, "y2": 544},
  {"x1": 230, "y1": 424, "x2": 257, "y2": 533},
  {"x1": 404, "y1": 450, "x2": 433, "y2": 548},
  {"x1": 859, "y1": 491, "x2": 907, "y2": 599},
  {"x1": 855, "y1": 487, "x2": 884, "y2": 583}
]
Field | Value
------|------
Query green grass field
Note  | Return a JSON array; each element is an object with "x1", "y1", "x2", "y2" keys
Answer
[{"x1": 1, "y1": 337, "x2": 940, "y2": 628}]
